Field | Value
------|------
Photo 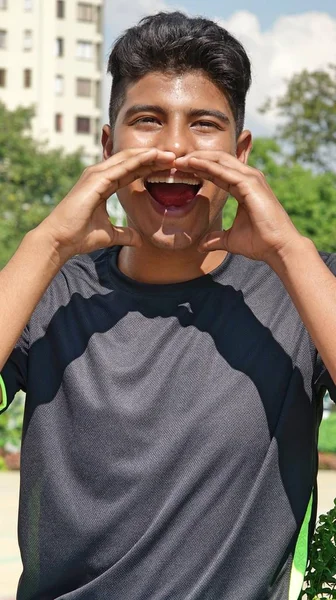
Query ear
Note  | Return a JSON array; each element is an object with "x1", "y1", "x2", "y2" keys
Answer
[
  {"x1": 102, "y1": 124, "x2": 114, "y2": 160},
  {"x1": 236, "y1": 130, "x2": 253, "y2": 165}
]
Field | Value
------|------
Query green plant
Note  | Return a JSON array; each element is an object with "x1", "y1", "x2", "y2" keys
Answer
[
  {"x1": 318, "y1": 414, "x2": 336, "y2": 454},
  {"x1": 0, "y1": 455, "x2": 7, "y2": 471},
  {"x1": 301, "y1": 500, "x2": 336, "y2": 599},
  {"x1": 0, "y1": 391, "x2": 25, "y2": 450}
]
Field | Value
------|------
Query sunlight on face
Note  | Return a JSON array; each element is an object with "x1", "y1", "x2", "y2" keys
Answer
[{"x1": 103, "y1": 71, "x2": 250, "y2": 251}]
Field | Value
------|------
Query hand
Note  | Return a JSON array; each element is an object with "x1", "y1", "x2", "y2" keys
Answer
[
  {"x1": 36, "y1": 148, "x2": 176, "y2": 261},
  {"x1": 175, "y1": 151, "x2": 306, "y2": 264}
]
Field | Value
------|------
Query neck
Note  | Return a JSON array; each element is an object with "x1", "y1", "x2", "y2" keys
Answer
[{"x1": 118, "y1": 242, "x2": 228, "y2": 285}]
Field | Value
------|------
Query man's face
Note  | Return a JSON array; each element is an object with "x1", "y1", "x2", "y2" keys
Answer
[{"x1": 102, "y1": 70, "x2": 252, "y2": 251}]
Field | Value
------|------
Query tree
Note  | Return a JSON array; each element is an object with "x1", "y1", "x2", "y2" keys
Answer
[
  {"x1": 0, "y1": 102, "x2": 85, "y2": 268},
  {"x1": 259, "y1": 65, "x2": 336, "y2": 172},
  {"x1": 223, "y1": 138, "x2": 336, "y2": 253}
]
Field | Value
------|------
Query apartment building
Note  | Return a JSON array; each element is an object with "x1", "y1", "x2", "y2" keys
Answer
[{"x1": 0, "y1": 0, "x2": 104, "y2": 165}]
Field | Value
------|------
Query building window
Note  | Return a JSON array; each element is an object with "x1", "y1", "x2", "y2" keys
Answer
[
  {"x1": 96, "y1": 5, "x2": 102, "y2": 33},
  {"x1": 55, "y1": 114, "x2": 63, "y2": 132},
  {"x1": 0, "y1": 69, "x2": 6, "y2": 87},
  {"x1": 24, "y1": 69, "x2": 32, "y2": 87},
  {"x1": 77, "y1": 3, "x2": 93, "y2": 22},
  {"x1": 77, "y1": 78, "x2": 91, "y2": 96},
  {"x1": 23, "y1": 30, "x2": 33, "y2": 51},
  {"x1": 55, "y1": 38, "x2": 64, "y2": 57},
  {"x1": 76, "y1": 117, "x2": 91, "y2": 133},
  {"x1": 96, "y1": 43, "x2": 101, "y2": 71},
  {"x1": 0, "y1": 0, "x2": 8, "y2": 10},
  {"x1": 57, "y1": 0, "x2": 65, "y2": 18},
  {"x1": 24, "y1": 0, "x2": 33, "y2": 10},
  {"x1": 55, "y1": 75, "x2": 64, "y2": 95},
  {"x1": 94, "y1": 118, "x2": 101, "y2": 145},
  {"x1": 76, "y1": 40, "x2": 92, "y2": 60},
  {"x1": 0, "y1": 30, "x2": 7, "y2": 49},
  {"x1": 95, "y1": 80, "x2": 101, "y2": 108}
]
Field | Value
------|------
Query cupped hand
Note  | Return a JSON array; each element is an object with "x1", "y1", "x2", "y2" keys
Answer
[
  {"x1": 175, "y1": 151, "x2": 306, "y2": 264},
  {"x1": 37, "y1": 148, "x2": 176, "y2": 261}
]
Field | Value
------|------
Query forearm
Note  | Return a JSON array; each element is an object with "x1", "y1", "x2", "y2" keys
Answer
[
  {"x1": 269, "y1": 237, "x2": 336, "y2": 384},
  {"x1": 0, "y1": 227, "x2": 67, "y2": 377}
]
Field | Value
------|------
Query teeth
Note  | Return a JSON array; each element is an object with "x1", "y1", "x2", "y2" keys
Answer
[{"x1": 146, "y1": 176, "x2": 201, "y2": 185}]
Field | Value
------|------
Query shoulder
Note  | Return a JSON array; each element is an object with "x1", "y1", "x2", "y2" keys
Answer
[
  {"x1": 56, "y1": 247, "x2": 112, "y2": 291},
  {"x1": 28, "y1": 247, "x2": 115, "y2": 338}
]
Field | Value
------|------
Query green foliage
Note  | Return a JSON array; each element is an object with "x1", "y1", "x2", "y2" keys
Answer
[
  {"x1": 318, "y1": 414, "x2": 336, "y2": 454},
  {"x1": 0, "y1": 391, "x2": 25, "y2": 451},
  {"x1": 0, "y1": 456, "x2": 7, "y2": 471},
  {"x1": 223, "y1": 139, "x2": 336, "y2": 253},
  {"x1": 300, "y1": 500, "x2": 336, "y2": 599},
  {"x1": 0, "y1": 101, "x2": 85, "y2": 269},
  {"x1": 259, "y1": 65, "x2": 336, "y2": 171}
]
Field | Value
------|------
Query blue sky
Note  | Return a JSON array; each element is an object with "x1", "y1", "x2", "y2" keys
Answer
[{"x1": 171, "y1": 0, "x2": 336, "y2": 29}]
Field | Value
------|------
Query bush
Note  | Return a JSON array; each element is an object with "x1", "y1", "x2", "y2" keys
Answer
[
  {"x1": 0, "y1": 391, "x2": 25, "y2": 451},
  {"x1": 301, "y1": 500, "x2": 336, "y2": 599},
  {"x1": 318, "y1": 413, "x2": 336, "y2": 454}
]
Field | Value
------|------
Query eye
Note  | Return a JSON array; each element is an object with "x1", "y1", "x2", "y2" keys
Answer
[
  {"x1": 194, "y1": 121, "x2": 219, "y2": 129},
  {"x1": 134, "y1": 117, "x2": 160, "y2": 125}
]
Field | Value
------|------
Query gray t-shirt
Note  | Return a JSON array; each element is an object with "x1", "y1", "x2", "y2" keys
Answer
[{"x1": 1, "y1": 245, "x2": 335, "y2": 600}]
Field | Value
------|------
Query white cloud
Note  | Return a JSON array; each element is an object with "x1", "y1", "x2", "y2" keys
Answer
[
  {"x1": 102, "y1": 5, "x2": 336, "y2": 137},
  {"x1": 217, "y1": 11, "x2": 336, "y2": 134}
]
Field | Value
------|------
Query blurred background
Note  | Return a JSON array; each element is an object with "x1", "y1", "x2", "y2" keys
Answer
[{"x1": 0, "y1": 0, "x2": 335, "y2": 597}]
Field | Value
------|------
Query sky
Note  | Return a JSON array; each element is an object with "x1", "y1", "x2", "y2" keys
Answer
[{"x1": 102, "y1": 0, "x2": 336, "y2": 137}]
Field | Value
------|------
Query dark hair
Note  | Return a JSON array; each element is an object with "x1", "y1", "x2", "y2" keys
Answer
[{"x1": 107, "y1": 11, "x2": 252, "y2": 137}]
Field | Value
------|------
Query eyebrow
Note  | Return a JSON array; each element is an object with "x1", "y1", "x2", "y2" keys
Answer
[{"x1": 122, "y1": 104, "x2": 231, "y2": 126}]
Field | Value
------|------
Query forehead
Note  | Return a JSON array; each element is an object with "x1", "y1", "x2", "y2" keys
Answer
[{"x1": 119, "y1": 71, "x2": 233, "y2": 119}]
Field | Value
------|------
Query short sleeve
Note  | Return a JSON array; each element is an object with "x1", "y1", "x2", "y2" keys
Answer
[
  {"x1": 0, "y1": 325, "x2": 29, "y2": 414},
  {"x1": 312, "y1": 252, "x2": 336, "y2": 403}
]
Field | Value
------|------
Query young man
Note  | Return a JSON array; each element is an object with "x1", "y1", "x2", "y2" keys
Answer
[{"x1": 0, "y1": 10, "x2": 335, "y2": 600}]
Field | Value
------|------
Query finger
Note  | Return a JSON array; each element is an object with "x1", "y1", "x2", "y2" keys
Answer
[
  {"x1": 177, "y1": 157, "x2": 242, "y2": 194},
  {"x1": 176, "y1": 150, "x2": 230, "y2": 164},
  {"x1": 104, "y1": 148, "x2": 176, "y2": 169},
  {"x1": 85, "y1": 148, "x2": 154, "y2": 172},
  {"x1": 110, "y1": 224, "x2": 143, "y2": 248},
  {"x1": 90, "y1": 149, "x2": 176, "y2": 204},
  {"x1": 90, "y1": 148, "x2": 176, "y2": 172},
  {"x1": 109, "y1": 150, "x2": 177, "y2": 191},
  {"x1": 176, "y1": 151, "x2": 252, "y2": 175},
  {"x1": 197, "y1": 230, "x2": 230, "y2": 253}
]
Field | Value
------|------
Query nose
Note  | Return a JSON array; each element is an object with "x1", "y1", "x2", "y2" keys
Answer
[{"x1": 155, "y1": 118, "x2": 195, "y2": 158}]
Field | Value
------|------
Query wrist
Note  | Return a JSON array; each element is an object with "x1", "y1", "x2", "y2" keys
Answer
[
  {"x1": 265, "y1": 236, "x2": 317, "y2": 276},
  {"x1": 27, "y1": 225, "x2": 73, "y2": 270}
]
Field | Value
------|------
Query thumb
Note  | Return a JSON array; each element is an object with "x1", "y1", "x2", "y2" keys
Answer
[
  {"x1": 197, "y1": 229, "x2": 232, "y2": 253},
  {"x1": 110, "y1": 223, "x2": 143, "y2": 248}
]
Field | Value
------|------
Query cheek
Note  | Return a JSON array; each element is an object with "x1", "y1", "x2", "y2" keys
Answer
[{"x1": 116, "y1": 129, "x2": 155, "y2": 152}]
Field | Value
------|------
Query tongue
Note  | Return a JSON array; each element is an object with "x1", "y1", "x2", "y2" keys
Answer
[{"x1": 148, "y1": 183, "x2": 198, "y2": 207}]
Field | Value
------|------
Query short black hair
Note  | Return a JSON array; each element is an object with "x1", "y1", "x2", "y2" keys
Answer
[{"x1": 107, "y1": 11, "x2": 252, "y2": 137}]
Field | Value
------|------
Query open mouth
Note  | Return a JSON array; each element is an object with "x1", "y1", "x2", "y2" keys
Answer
[{"x1": 144, "y1": 174, "x2": 203, "y2": 208}]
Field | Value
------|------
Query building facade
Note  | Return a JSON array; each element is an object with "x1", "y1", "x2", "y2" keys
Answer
[{"x1": 0, "y1": 0, "x2": 104, "y2": 165}]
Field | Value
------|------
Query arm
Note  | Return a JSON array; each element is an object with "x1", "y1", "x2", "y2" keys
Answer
[
  {"x1": 268, "y1": 238, "x2": 336, "y2": 386},
  {"x1": 0, "y1": 228, "x2": 65, "y2": 408},
  {"x1": 0, "y1": 148, "x2": 177, "y2": 408},
  {"x1": 174, "y1": 150, "x2": 336, "y2": 388}
]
